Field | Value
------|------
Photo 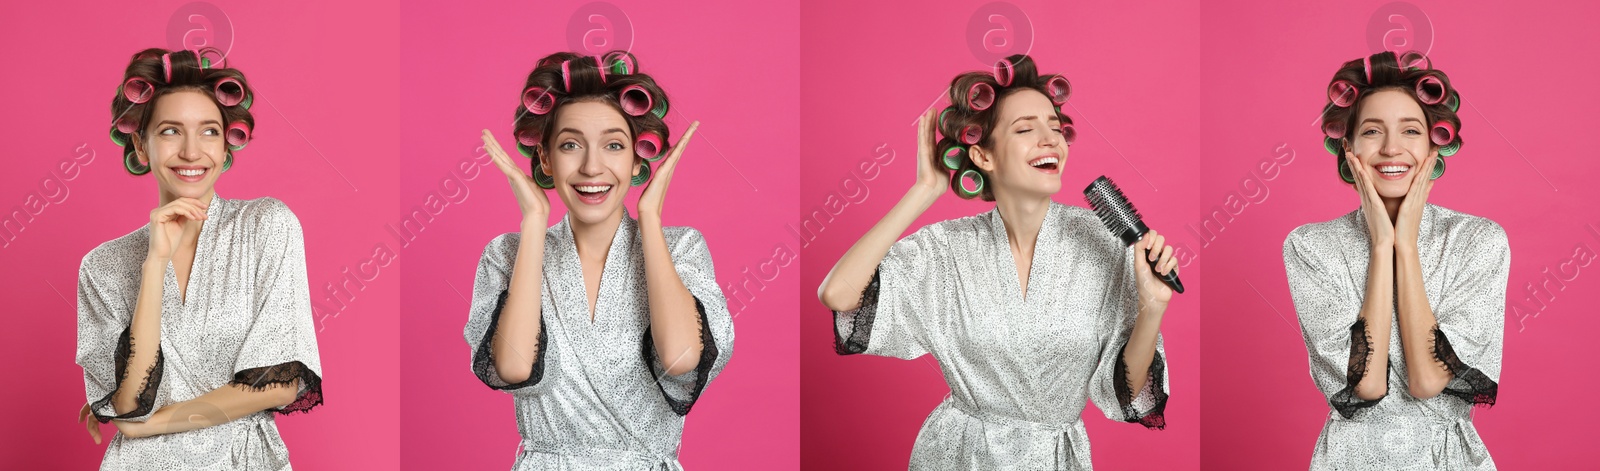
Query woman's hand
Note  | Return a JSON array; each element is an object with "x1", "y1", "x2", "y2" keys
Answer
[
  {"x1": 77, "y1": 402, "x2": 104, "y2": 444},
  {"x1": 481, "y1": 130, "x2": 551, "y2": 226},
  {"x1": 1393, "y1": 154, "x2": 1436, "y2": 251},
  {"x1": 1346, "y1": 150, "x2": 1395, "y2": 250},
  {"x1": 1133, "y1": 229, "x2": 1177, "y2": 312},
  {"x1": 638, "y1": 121, "x2": 700, "y2": 225},
  {"x1": 913, "y1": 108, "x2": 949, "y2": 196},
  {"x1": 146, "y1": 197, "x2": 207, "y2": 262}
]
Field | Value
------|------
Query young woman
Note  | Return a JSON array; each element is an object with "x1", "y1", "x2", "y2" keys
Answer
[
  {"x1": 817, "y1": 54, "x2": 1177, "y2": 469},
  {"x1": 465, "y1": 51, "x2": 734, "y2": 469},
  {"x1": 1285, "y1": 50, "x2": 1505, "y2": 470},
  {"x1": 74, "y1": 47, "x2": 324, "y2": 469}
]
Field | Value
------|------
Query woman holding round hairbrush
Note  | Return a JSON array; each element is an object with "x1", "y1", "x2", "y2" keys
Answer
[{"x1": 817, "y1": 54, "x2": 1178, "y2": 470}]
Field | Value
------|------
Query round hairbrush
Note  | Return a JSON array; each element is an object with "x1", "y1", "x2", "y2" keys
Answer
[{"x1": 1083, "y1": 175, "x2": 1184, "y2": 294}]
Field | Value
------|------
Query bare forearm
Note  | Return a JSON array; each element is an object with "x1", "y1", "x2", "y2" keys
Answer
[
  {"x1": 1355, "y1": 246, "x2": 1394, "y2": 400},
  {"x1": 1122, "y1": 303, "x2": 1166, "y2": 394},
  {"x1": 1395, "y1": 246, "x2": 1451, "y2": 398},
  {"x1": 115, "y1": 259, "x2": 167, "y2": 415},
  {"x1": 121, "y1": 380, "x2": 299, "y2": 438},
  {"x1": 639, "y1": 217, "x2": 703, "y2": 376},
  {"x1": 492, "y1": 220, "x2": 546, "y2": 384},
  {"x1": 818, "y1": 185, "x2": 940, "y2": 311}
]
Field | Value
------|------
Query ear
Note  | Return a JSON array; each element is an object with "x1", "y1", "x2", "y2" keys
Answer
[
  {"x1": 632, "y1": 159, "x2": 643, "y2": 177},
  {"x1": 129, "y1": 132, "x2": 149, "y2": 166},
  {"x1": 968, "y1": 145, "x2": 996, "y2": 172},
  {"x1": 536, "y1": 146, "x2": 551, "y2": 174}
]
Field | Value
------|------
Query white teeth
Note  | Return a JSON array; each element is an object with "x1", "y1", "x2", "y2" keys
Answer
[
  {"x1": 176, "y1": 168, "x2": 205, "y2": 177},
  {"x1": 1377, "y1": 165, "x2": 1409, "y2": 174},
  {"x1": 1031, "y1": 157, "x2": 1058, "y2": 168},
  {"x1": 574, "y1": 185, "x2": 612, "y2": 194}
]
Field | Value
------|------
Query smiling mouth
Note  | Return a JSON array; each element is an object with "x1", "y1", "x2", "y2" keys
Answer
[
  {"x1": 1375, "y1": 164, "x2": 1411, "y2": 179},
  {"x1": 1028, "y1": 155, "x2": 1061, "y2": 173},
  {"x1": 172, "y1": 167, "x2": 209, "y2": 182},
  {"x1": 572, "y1": 184, "x2": 614, "y2": 204}
]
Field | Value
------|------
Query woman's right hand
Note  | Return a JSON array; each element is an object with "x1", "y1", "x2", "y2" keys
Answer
[
  {"x1": 147, "y1": 197, "x2": 207, "y2": 262},
  {"x1": 482, "y1": 130, "x2": 551, "y2": 224},
  {"x1": 1345, "y1": 150, "x2": 1394, "y2": 250},
  {"x1": 913, "y1": 107, "x2": 950, "y2": 196}
]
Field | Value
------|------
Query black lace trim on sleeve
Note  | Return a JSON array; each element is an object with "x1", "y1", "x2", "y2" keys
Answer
[
  {"x1": 1430, "y1": 325, "x2": 1498, "y2": 407},
  {"x1": 1331, "y1": 318, "x2": 1385, "y2": 419},
  {"x1": 230, "y1": 360, "x2": 324, "y2": 415},
  {"x1": 642, "y1": 297, "x2": 720, "y2": 416},
  {"x1": 831, "y1": 267, "x2": 881, "y2": 355},
  {"x1": 471, "y1": 289, "x2": 548, "y2": 390},
  {"x1": 90, "y1": 326, "x2": 163, "y2": 423},
  {"x1": 1112, "y1": 341, "x2": 1168, "y2": 430}
]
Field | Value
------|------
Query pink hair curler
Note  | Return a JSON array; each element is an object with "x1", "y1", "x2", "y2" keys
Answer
[
  {"x1": 619, "y1": 84, "x2": 652, "y2": 116},
  {"x1": 635, "y1": 131, "x2": 664, "y2": 161},
  {"x1": 213, "y1": 77, "x2": 246, "y2": 107},
  {"x1": 960, "y1": 124, "x2": 983, "y2": 145},
  {"x1": 522, "y1": 86, "x2": 555, "y2": 115},
  {"x1": 1397, "y1": 51, "x2": 1430, "y2": 71},
  {"x1": 115, "y1": 116, "x2": 140, "y2": 135},
  {"x1": 561, "y1": 60, "x2": 573, "y2": 92},
  {"x1": 162, "y1": 53, "x2": 173, "y2": 83},
  {"x1": 1060, "y1": 123, "x2": 1077, "y2": 145},
  {"x1": 1430, "y1": 121, "x2": 1455, "y2": 146},
  {"x1": 226, "y1": 121, "x2": 251, "y2": 149},
  {"x1": 122, "y1": 77, "x2": 154, "y2": 104},
  {"x1": 967, "y1": 82, "x2": 995, "y2": 111},
  {"x1": 1328, "y1": 80, "x2": 1359, "y2": 108},
  {"x1": 515, "y1": 128, "x2": 542, "y2": 147},
  {"x1": 1363, "y1": 55, "x2": 1373, "y2": 84},
  {"x1": 1414, "y1": 75, "x2": 1446, "y2": 105},
  {"x1": 594, "y1": 56, "x2": 607, "y2": 84},
  {"x1": 993, "y1": 59, "x2": 1014, "y2": 87},
  {"x1": 1321, "y1": 120, "x2": 1346, "y2": 140},
  {"x1": 1045, "y1": 75, "x2": 1071, "y2": 105}
]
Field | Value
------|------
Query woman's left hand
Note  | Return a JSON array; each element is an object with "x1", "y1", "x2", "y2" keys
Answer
[
  {"x1": 1394, "y1": 154, "x2": 1437, "y2": 250},
  {"x1": 637, "y1": 121, "x2": 700, "y2": 225},
  {"x1": 77, "y1": 402, "x2": 105, "y2": 444},
  {"x1": 1133, "y1": 229, "x2": 1177, "y2": 311}
]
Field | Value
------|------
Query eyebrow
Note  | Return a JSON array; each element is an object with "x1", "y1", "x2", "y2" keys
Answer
[
  {"x1": 155, "y1": 119, "x2": 223, "y2": 127},
  {"x1": 1359, "y1": 117, "x2": 1425, "y2": 126},
  {"x1": 1010, "y1": 115, "x2": 1062, "y2": 126},
  {"x1": 557, "y1": 127, "x2": 629, "y2": 137}
]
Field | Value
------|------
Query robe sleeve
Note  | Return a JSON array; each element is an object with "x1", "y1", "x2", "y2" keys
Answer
[
  {"x1": 1428, "y1": 220, "x2": 1507, "y2": 407},
  {"x1": 642, "y1": 227, "x2": 735, "y2": 416},
  {"x1": 831, "y1": 225, "x2": 942, "y2": 360},
  {"x1": 227, "y1": 200, "x2": 324, "y2": 414},
  {"x1": 75, "y1": 255, "x2": 166, "y2": 423},
  {"x1": 1284, "y1": 226, "x2": 1383, "y2": 419},
  {"x1": 1088, "y1": 243, "x2": 1169, "y2": 430},
  {"x1": 464, "y1": 233, "x2": 550, "y2": 393}
]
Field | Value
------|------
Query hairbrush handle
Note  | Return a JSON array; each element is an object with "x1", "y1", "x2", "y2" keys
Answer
[{"x1": 1083, "y1": 175, "x2": 1184, "y2": 294}]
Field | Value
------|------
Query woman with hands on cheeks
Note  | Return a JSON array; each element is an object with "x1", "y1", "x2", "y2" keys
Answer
[
  {"x1": 75, "y1": 47, "x2": 324, "y2": 470},
  {"x1": 817, "y1": 54, "x2": 1177, "y2": 470},
  {"x1": 465, "y1": 51, "x2": 733, "y2": 470},
  {"x1": 1285, "y1": 50, "x2": 1506, "y2": 470}
]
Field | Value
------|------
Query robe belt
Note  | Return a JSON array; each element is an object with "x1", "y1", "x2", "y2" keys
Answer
[
  {"x1": 517, "y1": 439, "x2": 681, "y2": 470},
  {"x1": 943, "y1": 395, "x2": 1083, "y2": 470}
]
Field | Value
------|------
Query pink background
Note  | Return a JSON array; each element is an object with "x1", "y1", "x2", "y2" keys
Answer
[
  {"x1": 799, "y1": 1, "x2": 1202, "y2": 469},
  {"x1": 1199, "y1": 0, "x2": 1600, "y2": 469},
  {"x1": 0, "y1": 0, "x2": 400, "y2": 469},
  {"x1": 396, "y1": 0, "x2": 799, "y2": 469}
]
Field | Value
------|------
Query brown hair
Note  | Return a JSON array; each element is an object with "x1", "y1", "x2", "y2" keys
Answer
[
  {"x1": 511, "y1": 51, "x2": 671, "y2": 187},
  {"x1": 934, "y1": 54, "x2": 1074, "y2": 201},
  {"x1": 1320, "y1": 50, "x2": 1463, "y2": 182},
  {"x1": 109, "y1": 47, "x2": 255, "y2": 175}
]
